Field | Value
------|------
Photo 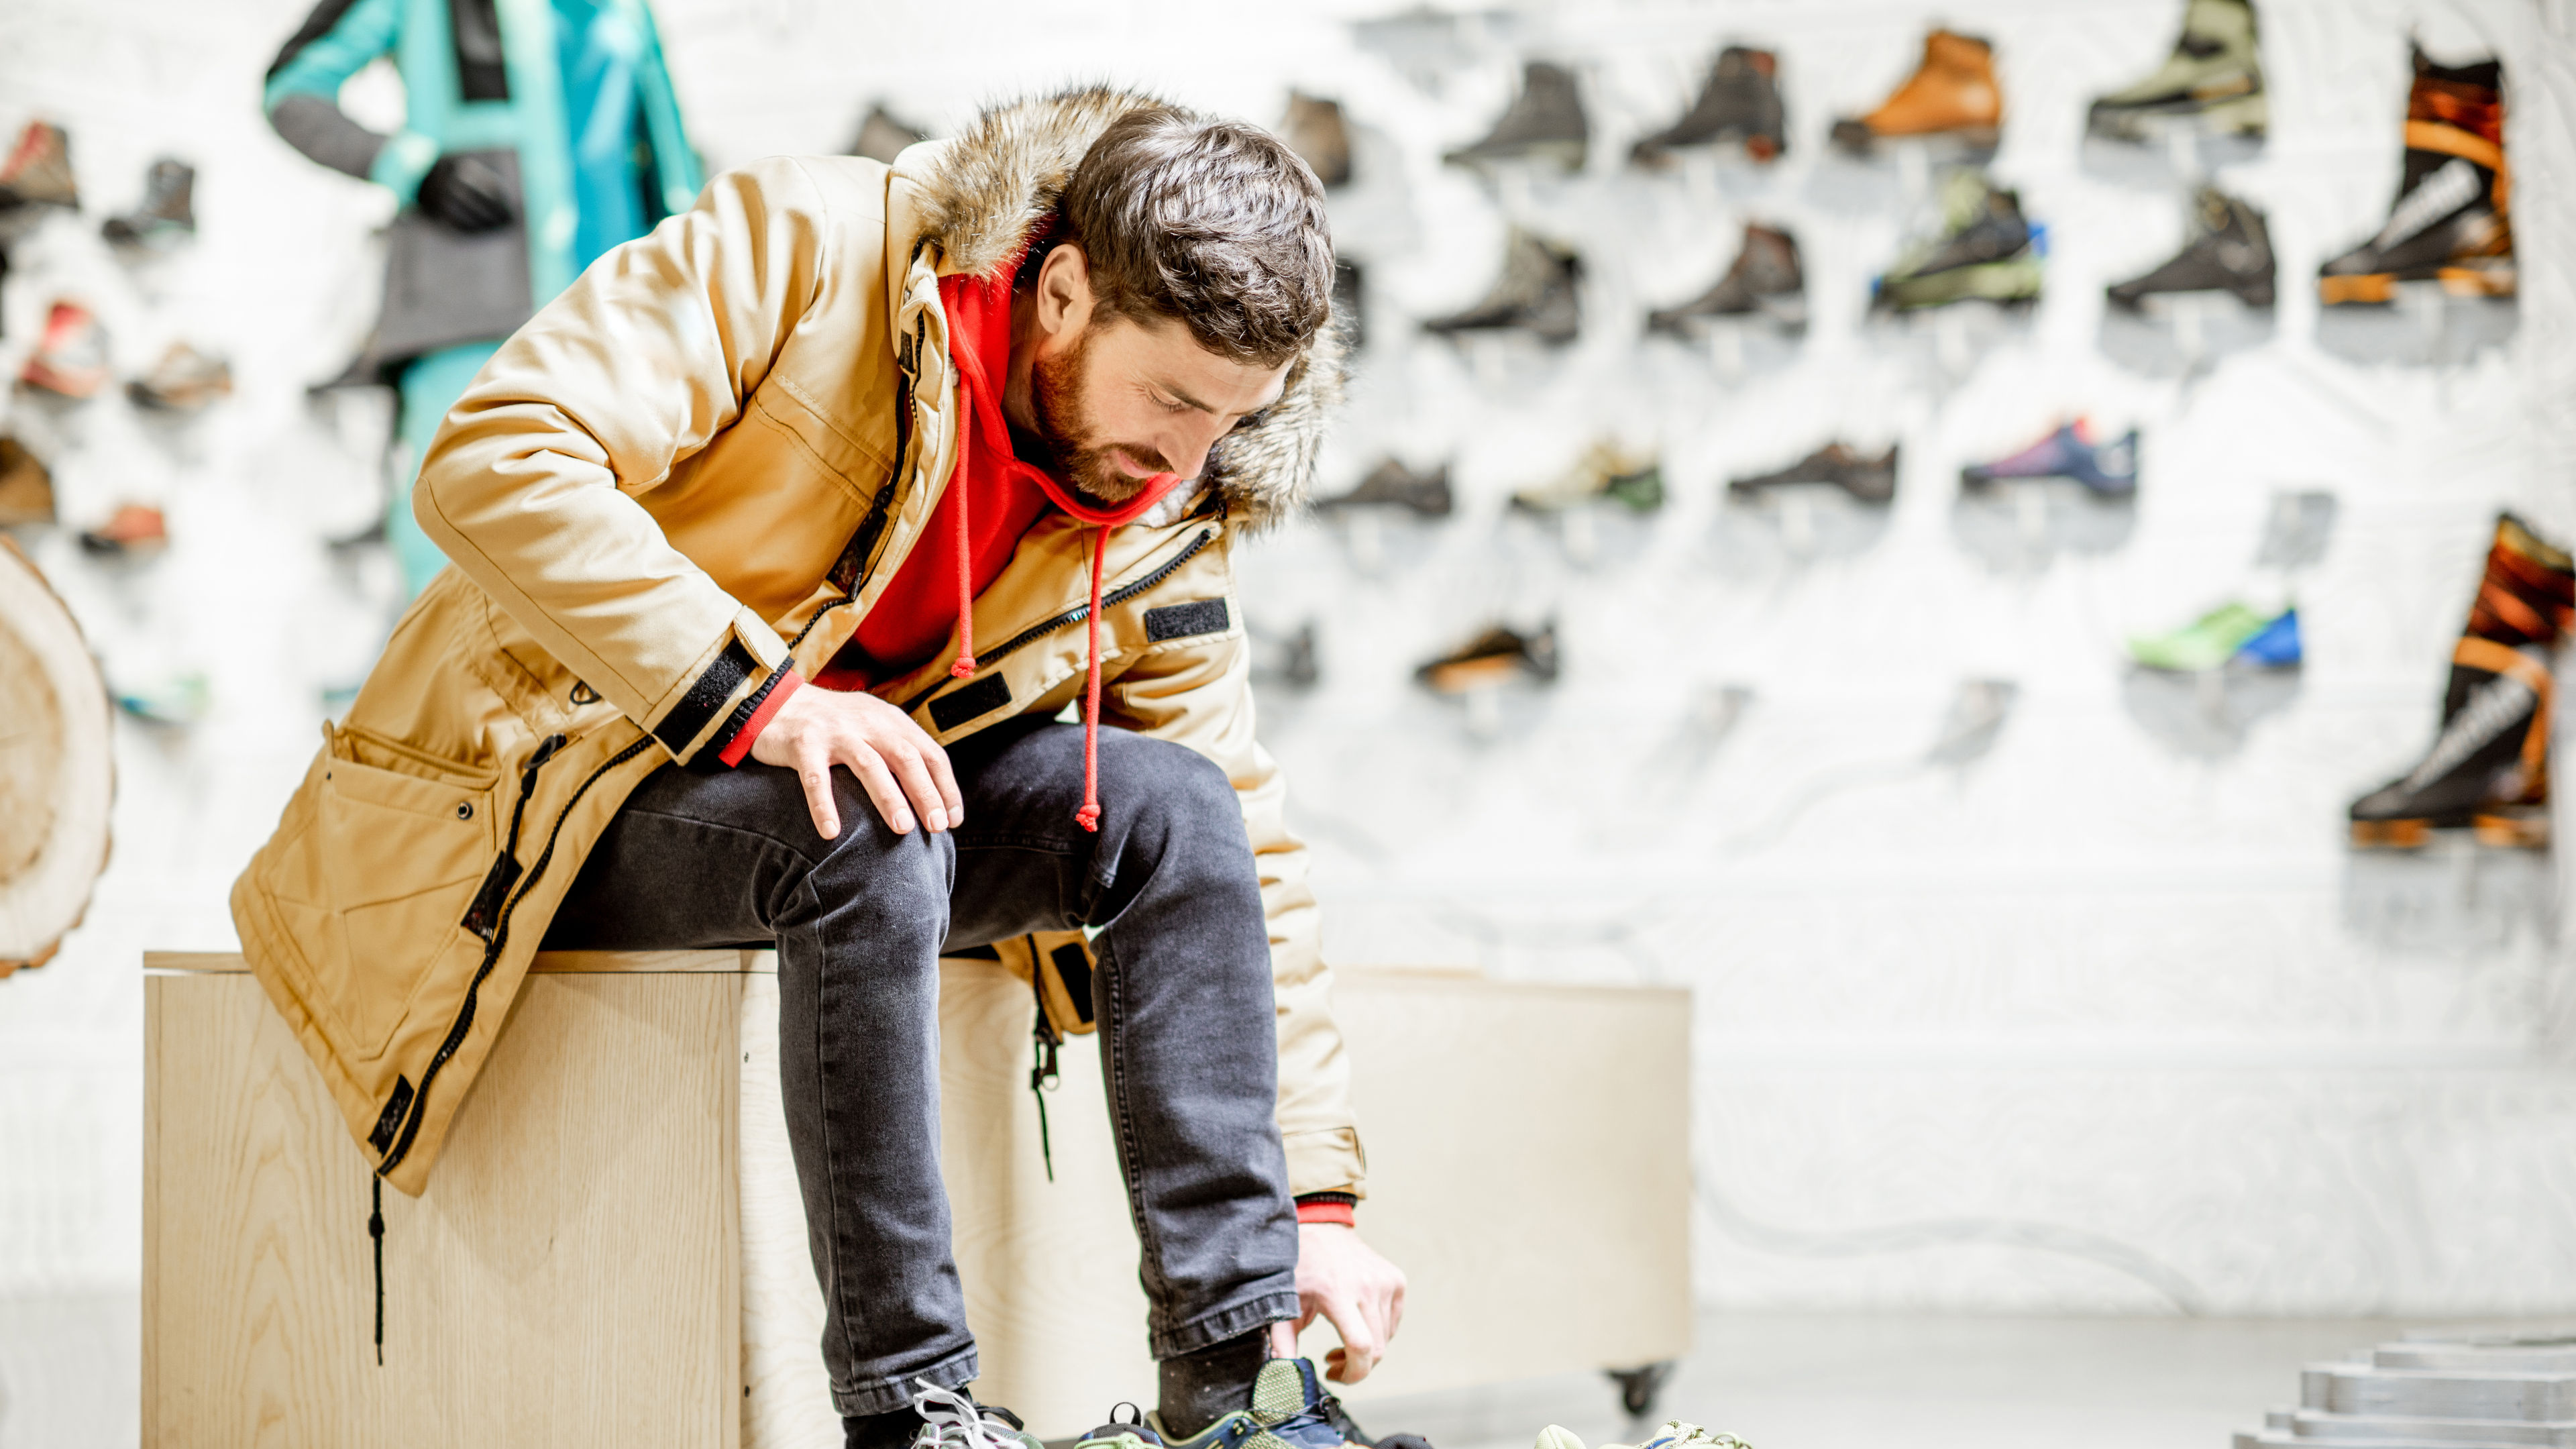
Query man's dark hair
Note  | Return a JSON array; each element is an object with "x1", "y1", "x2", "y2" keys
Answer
[{"x1": 1057, "y1": 104, "x2": 1334, "y2": 368}]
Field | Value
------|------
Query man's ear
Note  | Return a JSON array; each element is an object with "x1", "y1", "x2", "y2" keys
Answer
[{"x1": 1034, "y1": 244, "x2": 1095, "y2": 341}]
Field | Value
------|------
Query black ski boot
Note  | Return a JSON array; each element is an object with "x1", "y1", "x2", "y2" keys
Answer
[
  {"x1": 1421, "y1": 230, "x2": 1581, "y2": 344},
  {"x1": 2318, "y1": 48, "x2": 2512, "y2": 305},
  {"x1": 2106, "y1": 186, "x2": 2274, "y2": 309},
  {"x1": 1445, "y1": 62, "x2": 1587, "y2": 169},
  {"x1": 1648, "y1": 223, "x2": 1805, "y2": 335},
  {"x1": 1630, "y1": 46, "x2": 1787, "y2": 165}
]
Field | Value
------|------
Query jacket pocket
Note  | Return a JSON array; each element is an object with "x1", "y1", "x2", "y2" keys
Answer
[{"x1": 263, "y1": 724, "x2": 498, "y2": 1063}]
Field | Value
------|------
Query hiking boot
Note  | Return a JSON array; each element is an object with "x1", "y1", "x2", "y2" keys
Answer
[
  {"x1": 1630, "y1": 46, "x2": 1787, "y2": 165},
  {"x1": 1534, "y1": 1421, "x2": 1752, "y2": 1449},
  {"x1": 1283, "y1": 92, "x2": 1352, "y2": 187},
  {"x1": 1334, "y1": 258, "x2": 1366, "y2": 349},
  {"x1": 79, "y1": 502, "x2": 167, "y2": 556},
  {"x1": 845, "y1": 105, "x2": 926, "y2": 165},
  {"x1": 1417, "y1": 623, "x2": 1558, "y2": 694},
  {"x1": 2129, "y1": 601, "x2": 2300, "y2": 671},
  {"x1": 115, "y1": 672, "x2": 211, "y2": 726},
  {"x1": 0, "y1": 121, "x2": 77, "y2": 212},
  {"x1": 1646, "y1": 222, "x2": 1805, "y2": 335},
  {"x1": 19, "y1": 301, "x2": 109, "y2": 398},
  {"x1": 2086, "y1": 0, "x2": 2267, "y2": 142},
  {"x1": 127, "y1": 342, "x2": 232, "y2": 411},
  {"x1": 1316, "y1": 458, "x2": 1452, "y2": 517},
  {"x1": 1421, "y1": 230, "x2": 1581, "y2": 344},
  {"x1": 2318, "y1": 48, "x2": 2513, "y2": 305},
  {"x1": 1729, "y1": 443, "x2": 1898, "y2": 504},
  {"x1": 1446, "y1": 61, "x2": 1587, "y2": 170},
  {"x1": 2349, "y1": 514, "x2": 2573, "y2": 848},
  {"x1": 1250, "y1": 621, "x2": 1320, "y2": 690},
  {"x1": 1960, "y1": 421, "x2": 2138, "y2": 496},
  {"x1": 1512, "y1": 442, "x2": 1662, "y2": 513},
  {"x1": 1130, "y1": 1358, "x2": 1426, "y2": 1449},
  {"x1": 867, "y1": 1381, "x2": 1045, "y2": 1449},
  {"x1": 1829, "y1": 30, "x2": 2002, "y2": 156},
  {"x1": 2106, "y1": 186, "x2": 2275, "y2": 309},
  {"x1": 1872, "y1": 170, "x2": 2043, "y2": 312},
  {"x1": 0, "y1": 437, "x2": 55, "y2": 527},
  {"x1": 101, "y1": 158, "x2": 193, "y2": 246}
]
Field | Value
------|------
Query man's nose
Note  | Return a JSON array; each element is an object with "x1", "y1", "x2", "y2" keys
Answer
[{"x1": 1161, "y1": 419, "x2": 1229, "y2": 482}]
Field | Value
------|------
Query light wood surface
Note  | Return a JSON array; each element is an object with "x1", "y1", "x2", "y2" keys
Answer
[
  {"x1": 0, "y1": 534, "x2": 111, "y2": 976},
  {"x1": 145, "y1": 969, "x2": 743, "y2": 1448}
]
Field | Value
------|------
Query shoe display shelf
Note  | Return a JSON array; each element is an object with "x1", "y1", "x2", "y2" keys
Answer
[{"x1": 2237, "y1": 1332, "x2": 2576, "y2": 1448}]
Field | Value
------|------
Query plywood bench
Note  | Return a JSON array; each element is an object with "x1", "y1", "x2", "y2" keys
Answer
[{"x1": 143, "y1": 951, "x2": 1688, "y2": 1447}]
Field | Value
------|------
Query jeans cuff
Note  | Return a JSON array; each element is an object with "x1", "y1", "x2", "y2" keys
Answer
[
  {"x1": 1149, "y1": 1288, "x2": 1302, "y2": 1361},
  {"x1": 833, "y1": 1342, "x2": 981, "y2": 1417}
]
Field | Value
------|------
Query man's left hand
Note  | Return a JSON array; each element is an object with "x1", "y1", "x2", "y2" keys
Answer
[{"x1": 1290, "y1": 1222, "x2": 1407, "y2": 1385}]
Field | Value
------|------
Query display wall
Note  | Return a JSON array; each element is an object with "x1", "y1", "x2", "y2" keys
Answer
[{"x1": 2, "y1": 0, "x2": 2574, "y2": 1327}]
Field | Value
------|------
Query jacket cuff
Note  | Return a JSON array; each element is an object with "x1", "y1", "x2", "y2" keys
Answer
[
  {"x1": 368, "y1": 129, "x2": 440, "y2": 205},
  {"x1": 716, "y1": 668, "x2": 802, "y2": 767},
  {"x1": 653, "y1": 636, "x2": 765, "y2": 761},
  {"x1": 1283, "y1": 1126, "x2": 1366, "y2": 1201}
]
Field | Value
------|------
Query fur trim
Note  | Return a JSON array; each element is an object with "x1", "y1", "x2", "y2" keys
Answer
[{"x1": 906, "y1": 86, "x2": 1340, "y2": 531}]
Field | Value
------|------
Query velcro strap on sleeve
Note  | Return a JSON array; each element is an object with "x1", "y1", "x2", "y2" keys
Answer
[{"x1": 655, "y1": 637, "x2": 759, "y2": 756}]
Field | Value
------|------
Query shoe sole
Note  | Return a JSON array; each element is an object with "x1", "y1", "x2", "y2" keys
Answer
[
  {"x1": 1838, "y1": 126, "x2": 2000, "y2": 162},
  {"x1": 2349, "y1": 817, "x2": 2436, "y2": 849},
  {"x1": 2090, "y1": 90, "x2": 2267, "y2": 142},
  {"x1": 1880, "y1": 259, "x2": 2043, "y2": 311},
  {"x1": 2473, "y1": 808, "x2": 2551, "y2": 849},
  {"x1": 1446, "y1": 140, "x2": 1585, "y2": 170},
  {"x1": 1421, "y1": 657, "x2": 1523, "y2": 693},
  {"x1": 2320, "y1": 263, "x2": 2518, "y2": 306}
]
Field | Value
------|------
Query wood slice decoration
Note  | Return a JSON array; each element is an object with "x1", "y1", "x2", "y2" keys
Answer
[{"x1": 0, "y1": 535, "x2": 112, "y2": 976}]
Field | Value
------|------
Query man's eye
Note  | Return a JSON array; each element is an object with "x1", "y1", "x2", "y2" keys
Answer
[{"x1": 1154, "y1": 394, "x2": 1189, "y2": 413}]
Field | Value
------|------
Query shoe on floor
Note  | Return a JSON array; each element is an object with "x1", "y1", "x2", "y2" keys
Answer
[
  {"x1": 80, "y1": 502, "x2": 167, "y2": 556},
  {"x1": 1511, "y1": 441, "x2": 1662, "y2": 513},
  {"x1": 2107, "y1": 186, "x2": 2274, "y2": 310},
  {"x1": 845, "y1": 105, "x2": 927, "y2": 165},
  {"x1": 873, "y1": 1381, "x2": 1044, "y2": 1449},
  {"x1": 1631, "y1": 46, "x2": 1786, "y2": 165},
  {"x1": 101, "y1": 158, "x2": 194, "y2": 246},
  {"x1": 1417, "y1": 623, "x2": 1558, "y2": 694},
  {"x1": 1874, "y1": 170, "x2": 2043, "y2": 312},
  {"x1": 128, "y1": 342, "x2": 232, "y2": 411},
  {"x1": 1283, "y1": 92, "x2": 1352, "y2": 188},
  {"x1": 1446, "y1": 61, "x2": 1587, "y2": 169},
  {"x1": 1647, "y1": 222, "x2": 1805, "y2": 336},
  {"x1": 1146, "y1": 1356, "x2": 1428, "y2": 1449},
  {"x1": 2086, "y1": 0, "x2": 2267, "y2": 142},
  {"x1": 2318, "y1": 47, "x2": 2513, "y2": 305},
  {"x1": 1729, "y1": 443, "x2": 1898, "y2": 504},
  {"x1": 2129, "y1": 601, "x2": 2298, "y2": 672},
  {"x1": 19, "y1": 301, "x2": 109, "y2": 398},
  {"x1": 0, "y1": 437, "x2": 55, "y2": 527},
  {"x1": 1829, "y1": 29, "x2": 2002, "y2": 156},
  {"x1": 1421, "y1": 229, "x2": 1581, "y2": 344},
  {"x1": 1316, "y1": 458, "x2": 1452, "y2": 517},
  {"x1": 0, "y1": 120, "x2": 77, "y2": 212},
  {"x1": 1534, "y1": 1421, "x2": 1752, "y2": 1449},
  {"x1": 1961, "y1": 421, "x2": 2138, "y2": 496}
]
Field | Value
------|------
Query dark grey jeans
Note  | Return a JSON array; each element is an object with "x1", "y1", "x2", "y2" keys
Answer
[{"x1": 543, "y1": 719, "x2": 1301, "y2": 1415}]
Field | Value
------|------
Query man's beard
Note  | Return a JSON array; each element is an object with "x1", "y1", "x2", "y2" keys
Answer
[{"x1": 1029, "y1": 325, "x2": 1173, "y2": 505}]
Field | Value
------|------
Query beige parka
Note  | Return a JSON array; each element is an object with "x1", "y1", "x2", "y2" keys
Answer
[{"x1": 229, "y1": 87, "x2": 1361, "y2": 1199}]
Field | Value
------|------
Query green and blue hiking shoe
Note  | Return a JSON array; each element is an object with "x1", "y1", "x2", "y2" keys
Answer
[
  {"x1": 1872, "y1": 170, "x2": 2044, "y2": 312},
  {"x1": 1533, "y1": 1421, "x2": 1751, "y2": 1449},
  {"x1": 2128, "y1": 602, "x2": 2299, "y2": 672},
  {"x1": 1144, "y1": 1356, "x2": 1428, "y2": 1449}
]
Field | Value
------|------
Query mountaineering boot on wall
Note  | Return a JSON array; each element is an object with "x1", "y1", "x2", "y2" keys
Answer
[
  {"x1": 1421, "y1": 230, "x2": 1581, "y2": 344},
  {"x1": 1317, "y1": 458, "x2": 1453, "y2": 517},
  {"x1": 1872, "y1": 171, "x2": 2043, "y2": 311},
  {"x1": 127, "y1": 343, "x2": 233, "y2": 412},
  {"x1": 1446, "y1": 61, "x2": 1588, "y2": 170},
  {"x1": 1647, "y1": 223, "x2": 1805, "y2": 335},
  {"x1": 0, "y1": 437, "x2": 55, "y2": 527},
  {"x1": 0, "y1": 121, "x2": 77, "y2": 213},
  {"x1": 845, "y1": 105, "x2": 928, "y2": 166},
  {"x1": 1729, "y1": 443, "x2": 1898, "y2": 505},
  {"x1": 1283, "y1": 92, "x2": 1353, "y2": 187},
  {"x1": 2086, "y1": 0, "x2": 2267, "y2": 142},
  {"x1": 1630, "y1": 46, "x2": 1787, "y2": 165},
  {"x1": 2349, "y1": 514, "x2": 2573, "y2": 848},
  {"x1": 1512, "y1": 442, "x2": 1663, "y2": 514},
  {"x1": 78, "y1": 502, "x2": 167, "y2": 557},
  {"x1": 2106, "y1": 186, "x2": 2275, "y2": 309},
  {"x1": 1148, "y1": 1357, "x2": 1428, "y2": 1449},
  {"x1": 18, "y1": 301, "x2": 108, "y2": 399},
  {"x1": 1829, "y1": 29, "x2": 2002, "y2": 157},
  {"x1": 1533, "y1": 1421, "x2": 1752, "y2": 1449},
  {"x1": 1334, "y1": 258, "x2": 1366, "y2": 349},
  {"x1": 2129, "y1": 602, "x2": 2300, "y2": 671},
  {"x1": 1417, "y1": 623, "x2": 1560, "y2": 694},
  {"x1": 1960, "y1": 421, "x2": 2139, "y2": 496},
  {"x1": 101, "y1": 159, "x2": 195, "y2": 246},
  {"x1": 2318, "y1": 48, "x2": 2513, "y2": 305}
]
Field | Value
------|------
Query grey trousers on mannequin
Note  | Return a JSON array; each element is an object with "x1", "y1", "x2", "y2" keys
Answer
[{"x1": 542, "y1": 718, "x2": 1302, "y2": 1415}]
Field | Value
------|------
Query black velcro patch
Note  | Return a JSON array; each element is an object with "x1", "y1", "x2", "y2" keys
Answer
[
  {"x1": 1049, "y1": 940, "x2": 1096, "y2": 1026},
  {"x1": 369, "y1": 1075, "x2": 415, "y2": 1156},
  {"x1": 1144, "y1": 598, "x2": 1229, "y2": 643},
  {"x1": 653, "y1": 638, "x2": 757, "y2": 754},
  {"x1": 928, "y1": 672, "x2": 1012, "y2": 732}
]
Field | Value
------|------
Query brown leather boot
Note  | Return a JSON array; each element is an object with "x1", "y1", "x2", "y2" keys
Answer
[{"x1": 1831, "y1": 29, "x2": 2003, "y2": 155}]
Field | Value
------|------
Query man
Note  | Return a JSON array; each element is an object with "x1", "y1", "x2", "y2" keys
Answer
[
  {"x1": 265, "y1": 0, "x2": 701, "y2": 597},
  {"x1": 230, "y1": 87, "x2": 1407, "y2": 1445}
]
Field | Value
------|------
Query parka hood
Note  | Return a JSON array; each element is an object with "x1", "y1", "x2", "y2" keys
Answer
[{"x1": 901, "y1": 85, "x2": 1341, "y2": 533}]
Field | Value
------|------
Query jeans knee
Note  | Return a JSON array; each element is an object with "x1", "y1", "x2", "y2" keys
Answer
[{"x1": 1097, "y1": 733, "x2": 1240, "y2": 837}]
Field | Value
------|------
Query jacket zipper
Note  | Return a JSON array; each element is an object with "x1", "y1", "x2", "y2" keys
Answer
[
  {"x1": 377, "y1": 730, "x2": 656, "y2": 1175},
  {"x1": 898, "y1": 526, "x2": 1218, "y2": 714}
]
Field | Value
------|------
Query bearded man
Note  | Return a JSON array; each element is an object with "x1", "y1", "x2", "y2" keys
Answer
[{"x1": 231, "y1": 88, "x2": 1406, "y2": 1448}]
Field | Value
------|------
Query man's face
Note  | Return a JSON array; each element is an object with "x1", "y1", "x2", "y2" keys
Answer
[{"x1": 1029, "y1": 311, "x2": 1290, "y2": 505}]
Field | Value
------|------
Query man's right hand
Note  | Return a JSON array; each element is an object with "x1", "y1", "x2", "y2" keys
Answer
[
  {"x1": 749, "y1": 685, "x2": 964, "y2": 841},
  {"x1": 417, "y1": 154, "x2": 515, "y2": 233}
]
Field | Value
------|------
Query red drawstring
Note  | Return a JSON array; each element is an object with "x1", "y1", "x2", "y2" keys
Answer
[
  {"x1": 949, "y1": 392, "x2": 978, "y2": 679},
  {"x1": 1078, "y1": 528, "x2": 1109, "y2": 830}
]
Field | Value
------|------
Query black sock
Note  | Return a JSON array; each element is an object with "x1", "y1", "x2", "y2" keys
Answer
[
  {"x1": 845, "y1": 1405, "x2": 920, "y2": 1449},
  {"x1": 1157, "y1": 1328, "x2": 1271, "y2": 1439}
]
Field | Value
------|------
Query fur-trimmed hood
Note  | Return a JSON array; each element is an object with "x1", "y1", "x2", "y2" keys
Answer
[{"x1": 900, "y1": 85, "x2": 1340, "y2": 533}]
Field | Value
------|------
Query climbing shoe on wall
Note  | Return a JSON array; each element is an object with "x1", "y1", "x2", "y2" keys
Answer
[
  {"x1": 1283, "y1": 92, "x2": 1353, "y2": 187},
  {"x1": 1421, "y1": 229, "x2": 1581, "y2": 343},
  {"x1": 1534, "y1": 1421, "x2": 1751, "y2": 1449},
  {"x1": 2348, "y1": 514, "x2": 2572, "y2": 848},
  {"x1": 1961, "y1": 421, "x2": 2139, "y2": 496},
  {"x1": 1630, "y1": 46, "x2": 1787, "y2": 165},
  {"x1": 1729, "y1": 443, "x2": 1898, "y2": 504},
  {"x1": 1316, "y1": 458, "x2": 1453, "y2": 517},
  {"x1": 1871, "y1": 172, "x2": 2043, "y2": 311},
  {"x1": 1417, "y1": 622, "x2": 1559, "y2": 694},
  {"x1": 2129, "y1": 602, "x2": 2300, "y2": 671},
  {"x1": 1647, "y1": 223, "x2": 1806, "y2": 335},
  {"x1": 2318, "y1": 48, "x2": 2512, "y2": 305},
  {"x1": 1829, "y1": 29, "x2": 2002, "y2": 157},
  {"x1": 1333, "y1": 258, "x2": 1366, "y2": 348},
  {"x1": 1446, "y1": 61, "x2": 1588, "y2": 169},
  {"x1": 0, "y1": 121, "x2": 77, "y2": 212},
  {"x1": 101, "y1": 158, "x2": 193, "y2": 246},
  {"x1": 2086, "y1": 0, "x2": 2267, "y2": 142},
  {"x1": 0, "y1": 438, "x2": 54, "y2": 527},
  {"x1": 1512, "y1": 442, "x2": 1663, "y2": 513},
  {"x1": 2107, "y1": 186, "x2": 2275, "y2": 309},
  {"x1": 844, "y1": 105, "x2": 927, "y2": 165},
  {"x1": 127, "y1": 343, "x2": 232, "y2": 411},
  {"x1": 18, "y1": 301, "x2": 108, "y2": 398}
]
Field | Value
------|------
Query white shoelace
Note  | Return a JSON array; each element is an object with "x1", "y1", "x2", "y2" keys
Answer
[{"x1": 911, "y1": 1380, "x2": 1016, "y2": 1449}]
